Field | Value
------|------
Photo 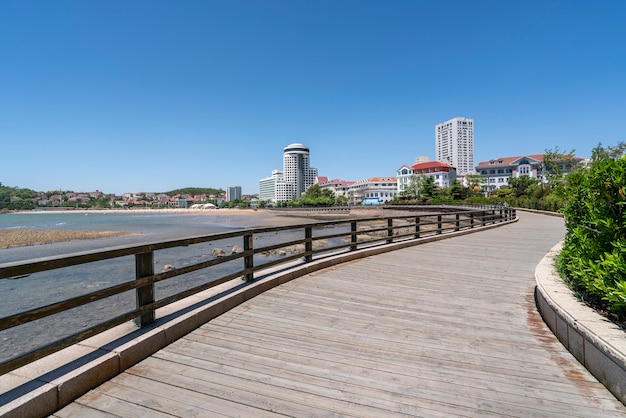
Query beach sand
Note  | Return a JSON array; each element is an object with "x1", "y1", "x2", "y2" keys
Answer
[
  {"x1": 0, "y1": 208, "x2": 316, "y2": 249},
  {"x1": 0, "y1": 230, "x2": 138, "y2": 249}
]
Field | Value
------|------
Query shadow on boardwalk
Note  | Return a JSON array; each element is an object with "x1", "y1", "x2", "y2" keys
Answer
[{"x1": 54, "y1": 212, "x2": 626, "y2": 417}]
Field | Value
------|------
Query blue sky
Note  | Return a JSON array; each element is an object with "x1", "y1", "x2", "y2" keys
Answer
[{"x1": 1, "y1": 0, "x2": 624, "y2": 195}]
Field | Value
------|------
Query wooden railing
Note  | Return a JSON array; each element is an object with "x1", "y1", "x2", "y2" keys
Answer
[{"x1": 0, "y1": 207, "x2": 515, "y2": 376}]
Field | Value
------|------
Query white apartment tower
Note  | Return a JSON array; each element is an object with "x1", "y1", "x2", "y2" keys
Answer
[
  {"x1": 226, "y1": 186, "x2": 242, "y2": 202},
  {"x1": 435, "y1": 117, "x2": 474, "y2": 176},
  {"x1": 259, "y1": 144, "x2": 318, "y2": 203},
  {"x1": 281, "y1": 143, "x2": 317, "y2": 201}
]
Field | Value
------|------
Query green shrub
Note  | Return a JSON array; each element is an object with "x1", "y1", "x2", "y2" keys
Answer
[{"x1": 558, "y1": 144, "x2": 626, "y2": 314}]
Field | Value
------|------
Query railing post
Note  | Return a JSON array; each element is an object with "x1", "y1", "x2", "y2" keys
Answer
[
  {"x1": 437, "y1": 215, "x2": 442, "y2": 235},
  {"x1": 350, "y1": 220, "x2": 357, "y2": 251},
  {"x1": 414, "y1": 216, "x2": 420, "y2": 238},
  {"x1": 135, "y1": 251, "x2": 155, "y2": 327},
  {"x1": 305, "y1": 226, "x2": 313, "y2": 262},
  {"x1": 455, "y1": 213, "x2": 460, "y2": 231},
  {"x1": 470, "y1": 212, "x2": 475, "y2": 229},
  {"x1": 244, "y1": 232, "x2": 254, "y2": 281},
  {"x1": 387, "y1": 218, "x2": 393, "y2": 243}
]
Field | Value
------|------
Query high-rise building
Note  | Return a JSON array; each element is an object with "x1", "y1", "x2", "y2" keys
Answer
[
  {"x1": 280, "y1": 143, "x2": 317, "y2": 201},
  {"x1": 226, "y1": 186, "x2": 242, "y2": 202},
  {"x1": 258, "y1": 143, "x2": 317, "y2": 203},
  {"x1": 435, "y1": 117, "x2": 474, "y2": 176}
]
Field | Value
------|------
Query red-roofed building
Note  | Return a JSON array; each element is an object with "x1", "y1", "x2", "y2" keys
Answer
[
  {"x1": 475, "y1": 154, "x2": 545, "y2": 192},
  {"x1": 396, "y1": 161, "x2": 457, "y2": 193},
  {"x1": 316, "y1": 176, "x2": 329, "y2": 185},
  {"x1": 318, "y1": 177, "x2": 397, "y2": 205},
  {"x1": 348, "y1": 177, "x2": 398, "y2": 204},
  {"x1": 318, "y1": 178, "x2": 355, "y2": 202}
]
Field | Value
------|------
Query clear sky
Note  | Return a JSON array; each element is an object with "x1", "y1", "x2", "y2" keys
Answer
[{"x1": 1, "y1": 0, "x2": 624, "y2": 196}]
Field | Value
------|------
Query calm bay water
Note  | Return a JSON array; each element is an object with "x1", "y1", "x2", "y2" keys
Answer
[{"x1": 0, "y1": 210, "x2": 296, "y2": 361}]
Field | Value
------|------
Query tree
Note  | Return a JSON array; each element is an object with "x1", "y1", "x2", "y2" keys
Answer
[
  {"x1": 591, "y1": 141, "x2": 626, "y2": 161},
  {"x1": 301, "y1": 184, "x2": 335, "y2": 206},
  {"x1": 335, "y1": 195, "x2": 348, "y2": 206},
  {"x1": 403, "y1": 175, "x2": 437, "y2": 201},
  {"x1": 421, "y1": 176, "x2": 438, "y2": 200},
  {"x1": 559, "y1": 142, "x2": 626, "y2": 313},
  {"x1": 508, "y1": 175, "x2": 540, "y2": 197},
  {"x1": 402, "y1": 175, "x2": 421, "y2": 200},
  {"x1": 465, "y1": 173, "x2": 485, "y2": 197},
  {"x1": 449, "y1": 180, "x2": 464, "y2": 200},
  {"x1": 543, "y1": 147, "x2": 578, "y2": 188}
]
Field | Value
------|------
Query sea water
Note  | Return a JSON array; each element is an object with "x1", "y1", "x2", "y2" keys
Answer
[{"x1": 0, "y1": 211, "x2": 293, "y2": 361}]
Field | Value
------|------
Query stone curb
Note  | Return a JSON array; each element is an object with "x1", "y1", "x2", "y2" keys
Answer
[
  {"x1": 535, "y1": 242, "x2": 626, "y2": 405},
  {"x1": 0, "y1": 218, "x2": 517, "y2": 418}
]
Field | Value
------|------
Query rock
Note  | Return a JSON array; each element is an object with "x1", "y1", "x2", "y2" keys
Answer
[
  {"x1": 162, "y1": 264, "x2": 176, "y2": 272},
  {"x1": 212, "y1": 248, "x2": 226, "y2": 257},
  {"x1": 231, "y1": 245, "x2": 243, "y2": 254}
]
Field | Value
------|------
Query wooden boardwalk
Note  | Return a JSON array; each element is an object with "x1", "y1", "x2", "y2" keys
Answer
[{"x1": 53, "y1": 212, "x2": 626, "y2": 417}]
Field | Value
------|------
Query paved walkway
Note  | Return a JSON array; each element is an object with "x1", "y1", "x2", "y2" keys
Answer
[{"x1": 53, "y1": 212, "x2": 626, "y2": 417}]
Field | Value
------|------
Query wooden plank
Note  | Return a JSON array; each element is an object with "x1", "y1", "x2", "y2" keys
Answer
[
  {"x1": 58, "y1": 212, "x2": 626, "y2": 417},
  {"x1": 97, "y1": 375, "x2": 262, "y2": 417},
  {"x1": 52, "y1": 403, "x2": 120, "y2": 418},
  {"x1": 56, "y1": 388, "x2": 175, "y2": 418}
]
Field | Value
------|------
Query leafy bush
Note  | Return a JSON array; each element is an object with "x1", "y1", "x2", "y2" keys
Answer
[{"x1": 558, "y1": 143, "x2": 626, "y2": 314}]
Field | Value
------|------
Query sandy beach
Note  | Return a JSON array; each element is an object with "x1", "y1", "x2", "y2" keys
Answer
[
  {"x1": 0, "y1": 230, "x2": 138, "y2": 249},
  {"x1": 0, "y1": 208, "x2": 317, "y2": 249}
]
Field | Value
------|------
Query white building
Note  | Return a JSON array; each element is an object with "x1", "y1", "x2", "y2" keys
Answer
[
  {"x1": 259, "y1": 170, "x2": 283, "y2": 203},
  {"x1": 259, "y1": 143, "x2": 318, "y2": 203},
  {"x1": 318, "y1": 176, "x2": 397, "y2": 205},
  {"x1": 475, "y1": 154, "x2": 545, "y2": 192},
  {"x1": 396, "y1": 161, "x2": 457, "y2": 193},
  {"x1": 282, "y1": 143, "x2": 317, "y2": 200},
  {"x1": 317, "y1": 177, "x2": 355, "y2": 200},
  {"x1": 226, "y1": 186, "x2": 242, "y2": 202},
  {"x1": 349, "y1": 177, "x2": 398, "y2": 205},
  {"x1": 435, "y1": 117, "x2": 474, "y2": 178}
]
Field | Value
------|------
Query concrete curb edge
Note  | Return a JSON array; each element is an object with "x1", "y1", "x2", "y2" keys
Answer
[{"x1": 535, "y1": 242, "x2": 626, "y2": 405}]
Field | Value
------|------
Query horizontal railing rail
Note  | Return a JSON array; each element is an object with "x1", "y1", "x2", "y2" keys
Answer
[{"x1": 0, "y1": 207, "x2": 515, "y2": 375}]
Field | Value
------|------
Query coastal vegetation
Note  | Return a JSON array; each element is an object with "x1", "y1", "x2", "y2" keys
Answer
[
  {"x1": 557, "y1": 142, "x2": 626, "y2": 316},
  {"x1": 164, "y1": 187, "x2": 224, "y2": 197},
  {"x1": 0, "y1": 185, "x2": 228, "y2": 211},
  {"x1": 0, "y1": 184, "x2": 38, "y2": 211}
]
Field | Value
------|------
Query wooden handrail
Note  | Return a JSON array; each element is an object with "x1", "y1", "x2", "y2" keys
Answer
[{"x1": 0, "y1": 207, "x2": 515, "y2": 375}]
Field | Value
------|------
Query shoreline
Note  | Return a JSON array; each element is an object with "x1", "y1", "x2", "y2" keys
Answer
[
  {"x1": 0, "y1": 209, "x2": 317, "y2": 249},
  {"x1": 4, "y1": 208, "x2": 271, "y2": 216}
]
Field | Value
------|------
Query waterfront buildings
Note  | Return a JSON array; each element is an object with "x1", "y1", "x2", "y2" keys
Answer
[
  {"x1": 258, "y1": 170, "x2": 282, "y2": 203},
  {"x1": 318, "y1": 176, "x2": 397, "y2": 205},
  {"x1": 317, "y1": 178, "x2": 355, "y2": 200},
  {"x1": 475, "y1": 154, "x2": 545, "y2": 193},
  {"x1": 396, "y1": 161, "x2": 457, "y2": 194},
  {"x1": 435, "y1": 117, "x2": 474, "y2": 180},
  {"x1": 259, "y1": 143, "x2": 318, "y2": 204}
]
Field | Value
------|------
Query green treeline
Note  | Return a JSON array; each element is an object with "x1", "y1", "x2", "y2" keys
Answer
[
  {"x1": 164, "y1": 187, "x2": 224, "y2": 196},
  {"x1": 0, "y1": 184, "x2": 38, "y2": 210}
]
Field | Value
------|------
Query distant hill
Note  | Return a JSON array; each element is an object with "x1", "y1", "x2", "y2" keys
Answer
[{"x1": 164, "y1": 187, "x2": 224, "y2": 196}]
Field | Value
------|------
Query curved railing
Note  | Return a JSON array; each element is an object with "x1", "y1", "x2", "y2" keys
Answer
[{"x1": 0, "y1": 207, "x2": 515, "y2": 376}]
